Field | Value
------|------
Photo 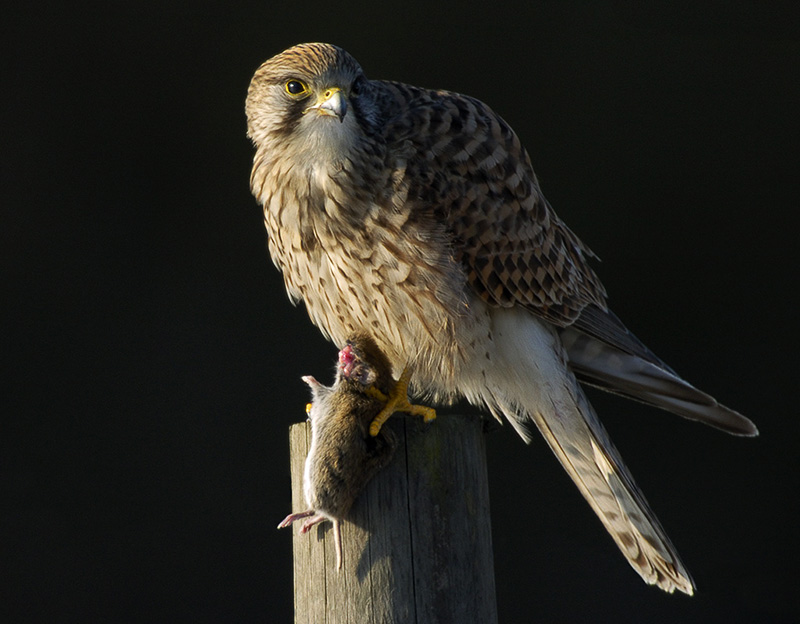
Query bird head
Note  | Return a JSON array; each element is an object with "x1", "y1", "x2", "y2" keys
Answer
[{"x1": 246, "y1": 43, "x2": 379, "y2": 162}]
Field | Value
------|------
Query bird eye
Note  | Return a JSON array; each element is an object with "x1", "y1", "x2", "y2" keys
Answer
[{"x1": 285, "y1": 80, "x2": 308, "y2": 96}]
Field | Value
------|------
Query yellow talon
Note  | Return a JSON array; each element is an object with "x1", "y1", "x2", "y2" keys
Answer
[
  {"x1": 410, "y1": 403, "x2": 437, "y2": 424},
  {"x1": 364, "y1": 386, "x2": 388, "y2": 402},
  {"x1": 305, "y1": 402, "x2": 313, "y2": 416},
  {"x1": 367, "y1": 367, "x2": 437, "y2": 437}
]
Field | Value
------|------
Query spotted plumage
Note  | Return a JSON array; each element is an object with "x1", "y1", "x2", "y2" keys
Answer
[{"x1": 247, "y1": 42, "x2": 757, "y2": 594}]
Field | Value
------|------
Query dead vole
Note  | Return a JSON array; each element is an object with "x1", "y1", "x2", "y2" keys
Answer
[{"x1": 278, "y1": 333, "x2": 421, "y2": 570}]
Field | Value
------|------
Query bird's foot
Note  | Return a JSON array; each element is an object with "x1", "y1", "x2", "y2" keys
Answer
[{"x1": 366, "y1": 367, "x2": 436, "y2": 437}]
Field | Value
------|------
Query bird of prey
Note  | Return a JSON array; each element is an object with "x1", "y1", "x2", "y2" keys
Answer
[{"x1": 246, "y1": 42, "x2": 758, "y2": 595}]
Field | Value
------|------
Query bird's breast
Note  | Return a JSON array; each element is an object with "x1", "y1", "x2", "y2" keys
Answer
[{"x1": 260, "y1": 164, "x2": 492, "y2": 398}]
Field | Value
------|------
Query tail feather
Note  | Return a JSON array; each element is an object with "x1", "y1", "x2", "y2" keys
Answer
[
  {"x1": 533, "y1": 388, "x2": 695, "y2": 594},
  {"x1": 561, "y1": 327, "x2": 758, "y2": 437},
  {"x1": 485, "y1": 309, "x2": 695, "y2": 594}
]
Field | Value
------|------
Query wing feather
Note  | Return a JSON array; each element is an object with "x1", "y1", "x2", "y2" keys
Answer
[{"x1": 379, "y1": 84, "x2": 607, "y2": 326}]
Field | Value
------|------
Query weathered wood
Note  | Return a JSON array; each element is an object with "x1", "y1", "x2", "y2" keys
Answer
[{"x1": 286, "y1": 413, "x2": 498, "y2": 624}]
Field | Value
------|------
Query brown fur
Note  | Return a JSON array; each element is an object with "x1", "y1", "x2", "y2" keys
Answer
[{"x1": 278, "y1": 333, "x2": 397, "y2": 570}]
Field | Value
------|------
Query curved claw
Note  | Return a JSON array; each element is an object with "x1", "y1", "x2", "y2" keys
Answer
[{"x1": 368, "y1": 367, "x2": 437, "y2": 436}]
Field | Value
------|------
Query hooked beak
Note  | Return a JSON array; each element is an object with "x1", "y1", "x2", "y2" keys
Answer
[{"x1": 309, "y1": 87, "x2": 347, "y2": 122}]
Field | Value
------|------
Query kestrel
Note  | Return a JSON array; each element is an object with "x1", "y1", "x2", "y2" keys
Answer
[{"x1": 246, "y1": 42, "x2": 758, "y2": 595}]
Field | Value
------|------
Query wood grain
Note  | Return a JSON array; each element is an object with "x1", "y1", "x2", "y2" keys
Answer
[{"x1": 285, "y1": 413, "x2": 498, "y2": 624}]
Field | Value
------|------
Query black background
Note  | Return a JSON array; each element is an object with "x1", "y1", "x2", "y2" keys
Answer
[{"x1": 4, "y1": 2, "x2": 799, "y2": 622}]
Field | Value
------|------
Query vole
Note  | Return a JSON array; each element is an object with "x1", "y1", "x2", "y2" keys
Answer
[{"x1": 278, "y1": 333, "x2": 435, "y2": 570}]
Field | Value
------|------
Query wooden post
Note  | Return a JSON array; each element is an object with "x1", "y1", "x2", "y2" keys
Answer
[{"x1": 286, "y1": 413, "x2": 498, "y2": 624}]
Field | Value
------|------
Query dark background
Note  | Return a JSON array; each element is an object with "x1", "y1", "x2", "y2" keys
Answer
[{"x1": 3, "y1": 1, "x2": 798, "y2": 622}]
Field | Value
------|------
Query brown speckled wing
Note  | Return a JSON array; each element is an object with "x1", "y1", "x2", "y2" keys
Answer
[{"x1": 379, "y1": 82, "x2": 608, "y2": 327}]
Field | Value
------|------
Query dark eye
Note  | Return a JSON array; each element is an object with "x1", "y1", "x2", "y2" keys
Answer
[{"x1": 285, "y1": 80, "x2": 308, "y2": 96}]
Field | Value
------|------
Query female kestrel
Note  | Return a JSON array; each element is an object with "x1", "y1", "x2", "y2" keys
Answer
[{"x1": 246, "y1": 42, "x2": 757, "y2": 595}]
